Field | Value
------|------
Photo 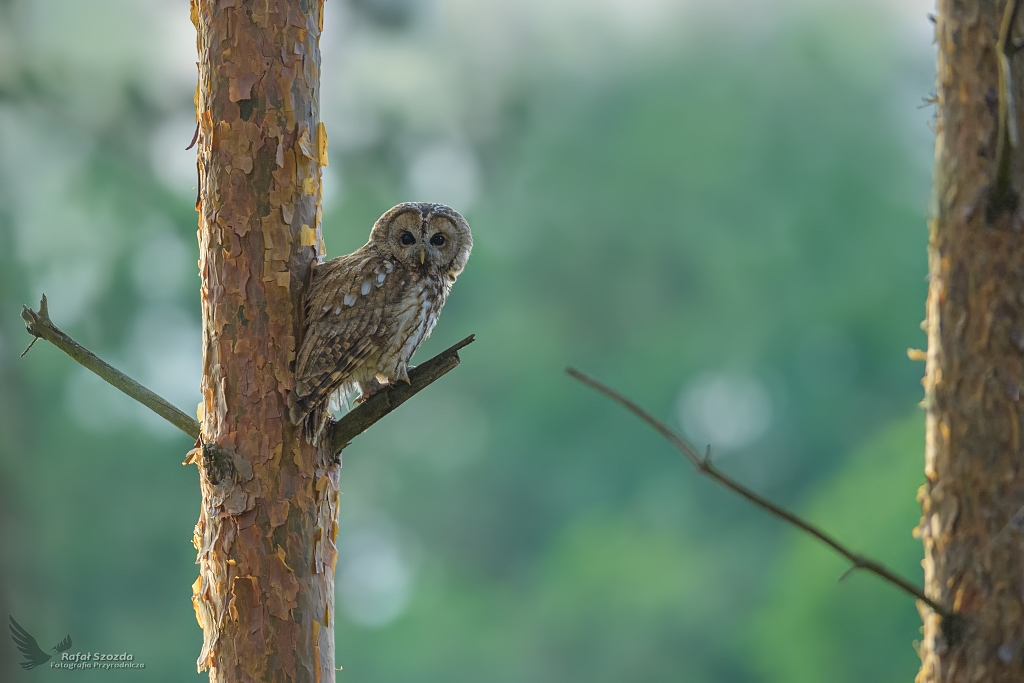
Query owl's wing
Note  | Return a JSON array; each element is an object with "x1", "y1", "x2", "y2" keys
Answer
[{"x1": 291, "y1": 252, "x2": 392, "y2": 417}]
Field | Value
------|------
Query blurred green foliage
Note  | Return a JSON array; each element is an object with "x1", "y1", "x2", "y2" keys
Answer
[
  {"x1": 753, "y1": 415, "x2": 926, "y2": 683},
  {"x1": 0, "y1": 2, "x2": 934, "y2": 681}
]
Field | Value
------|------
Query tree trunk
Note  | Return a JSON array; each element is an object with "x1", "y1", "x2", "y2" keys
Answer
[
  {"x1": 191, "y1": 1, "x2": 337, "y2": 681},
  {"x1": 920, "y1": 2, "x2": 1024, "y2": 681}
]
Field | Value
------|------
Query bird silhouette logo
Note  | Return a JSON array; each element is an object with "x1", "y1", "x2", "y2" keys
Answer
[{"x1": 9, "y1": 617, "x2": 72, "y2": 670}]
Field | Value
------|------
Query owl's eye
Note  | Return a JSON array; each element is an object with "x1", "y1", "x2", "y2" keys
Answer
[
  {"x1": 400, "y1": 232, "x2": 416, "y2": 245},
  {"x1": 430, "y1": 233, "x2": 446, "y2": 246}
]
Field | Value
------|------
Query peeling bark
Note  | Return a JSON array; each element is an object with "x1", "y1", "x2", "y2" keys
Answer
[
  {"x1": 190, "y1": 1, "x2": 337, "y2": 680},
  {"x1": 920, "y1": 2, "x2": 1024, "y2": 681}
]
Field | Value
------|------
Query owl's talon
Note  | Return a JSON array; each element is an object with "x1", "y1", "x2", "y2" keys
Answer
[
  {"x1": 395, "y1": 365, "x2": 412, "y2": 385},
  {"x1": 355, "y1": 378, "x2": 387, "y2": 404}
]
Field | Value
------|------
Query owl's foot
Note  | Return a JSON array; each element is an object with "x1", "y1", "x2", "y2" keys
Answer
[
  {"x1": 396, "y1": 365, "x2": 411, "y2": 385},
  {"x1": 354, "y1": 378, "x2": 387, "y2": 404}
]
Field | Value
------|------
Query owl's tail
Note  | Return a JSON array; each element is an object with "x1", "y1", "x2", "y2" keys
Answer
[
  {"x1": 305, "y1": 408, "x2": 331, "y2": 446},
  {"x1": 287, "y1": 393, "x2": 330, "y2": 446}
]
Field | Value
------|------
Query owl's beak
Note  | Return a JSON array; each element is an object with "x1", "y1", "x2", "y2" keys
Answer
[{"x1": 419, "y1": 248, "x2": 426, "y2": 264}]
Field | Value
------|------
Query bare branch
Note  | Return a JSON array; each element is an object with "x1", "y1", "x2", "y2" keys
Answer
[
  {"x1": 22, "y1": 295, "x2": 201, "y2": 439},
  {"x1": 327, "y1": 334, "x2": 476, "y2": 455},
  {"x1": 566, "y1": 366, "x2": 954, "y2": 620},
  {"x1": 21, "y1": 295, "x2": 474, "y2": 456}
]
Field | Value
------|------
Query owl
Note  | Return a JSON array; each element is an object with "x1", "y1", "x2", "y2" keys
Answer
[{"x1": 288, "y1": 202, "x2": 473, "y2": 442}]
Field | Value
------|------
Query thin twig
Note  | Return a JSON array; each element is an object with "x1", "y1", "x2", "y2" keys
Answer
[
  {"x1": 327, "y1": 335, "x2": 476, "y2": 455},
  {"x1": 20, "y1": 336, "x2": 38, "y2": 357},
  {"x1": 22, "y1": 295, "x2": 201, "y2": 439},
  {"x1": 990, "y1": 0, "x2": 1023, "y2": 218},
  {"x1": 186, "y1": 119, "x2": 200, "y2": 150},
  {"x1": 21, "y1": 295, "x2": 474, "y2": 455},
  {"x1": 1000, "y1": 0, "x2": 1023, "y2": 146},
  {"x1": 565, "y1": 367, "x2": 954, "y2": 620}
]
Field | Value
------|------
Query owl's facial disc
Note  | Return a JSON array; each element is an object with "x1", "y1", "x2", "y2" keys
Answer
[
  {"x1": 386, "y1": 211, "x2": 457, "y2": 271},
  {"x1": 374, "y1": 202, "x2": 472, "y2": 276},
  {"x1": 385, "y1": 211, "x2": 427, "y2": 268},
  {"x1": 422, "y1": 216, "x2": 461, "y2": 268}
]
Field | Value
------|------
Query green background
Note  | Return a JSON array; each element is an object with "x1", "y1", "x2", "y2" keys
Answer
[{"x1": 0, "y1": 0, "x2": 936, "y2": 680}]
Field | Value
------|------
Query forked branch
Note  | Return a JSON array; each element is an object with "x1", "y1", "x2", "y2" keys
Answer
[
  {"x1": 566, "y1": 367, "x2": 954, "y2": 620},
  {"x1": 21, "y1": 295, "x2": 474, "y2": 457}
]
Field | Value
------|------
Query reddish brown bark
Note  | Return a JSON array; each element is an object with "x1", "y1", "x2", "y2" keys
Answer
[
  {"x1": 190, "y1": 1, "x2": 337, "y2": 680},
  {"x1": 920, "y1": 2, "x2": 1024, "y2": 681}
]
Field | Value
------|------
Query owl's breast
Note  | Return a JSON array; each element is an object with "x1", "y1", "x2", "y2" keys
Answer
[{"x1": 384, "y1": 275, "x2": 444, "y2": 368}]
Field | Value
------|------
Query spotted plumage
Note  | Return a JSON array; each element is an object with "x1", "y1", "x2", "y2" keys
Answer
[{"x1": 288, "y1": 202, "x2": 472, "y2": 442}]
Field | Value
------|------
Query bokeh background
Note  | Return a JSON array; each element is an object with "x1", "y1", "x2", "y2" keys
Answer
[{"x1": 0, "y1": 0, "x2": 938, "y2": 680}]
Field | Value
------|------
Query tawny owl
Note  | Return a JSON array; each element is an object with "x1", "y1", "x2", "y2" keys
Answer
[{"x1": 288, "y1": 202, "x2": 473, "y2": 441}]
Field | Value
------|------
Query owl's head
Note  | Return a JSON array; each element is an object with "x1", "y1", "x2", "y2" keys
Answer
[{"x1": 370, "y1": 202, "x2": 473, "y2": 278}]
